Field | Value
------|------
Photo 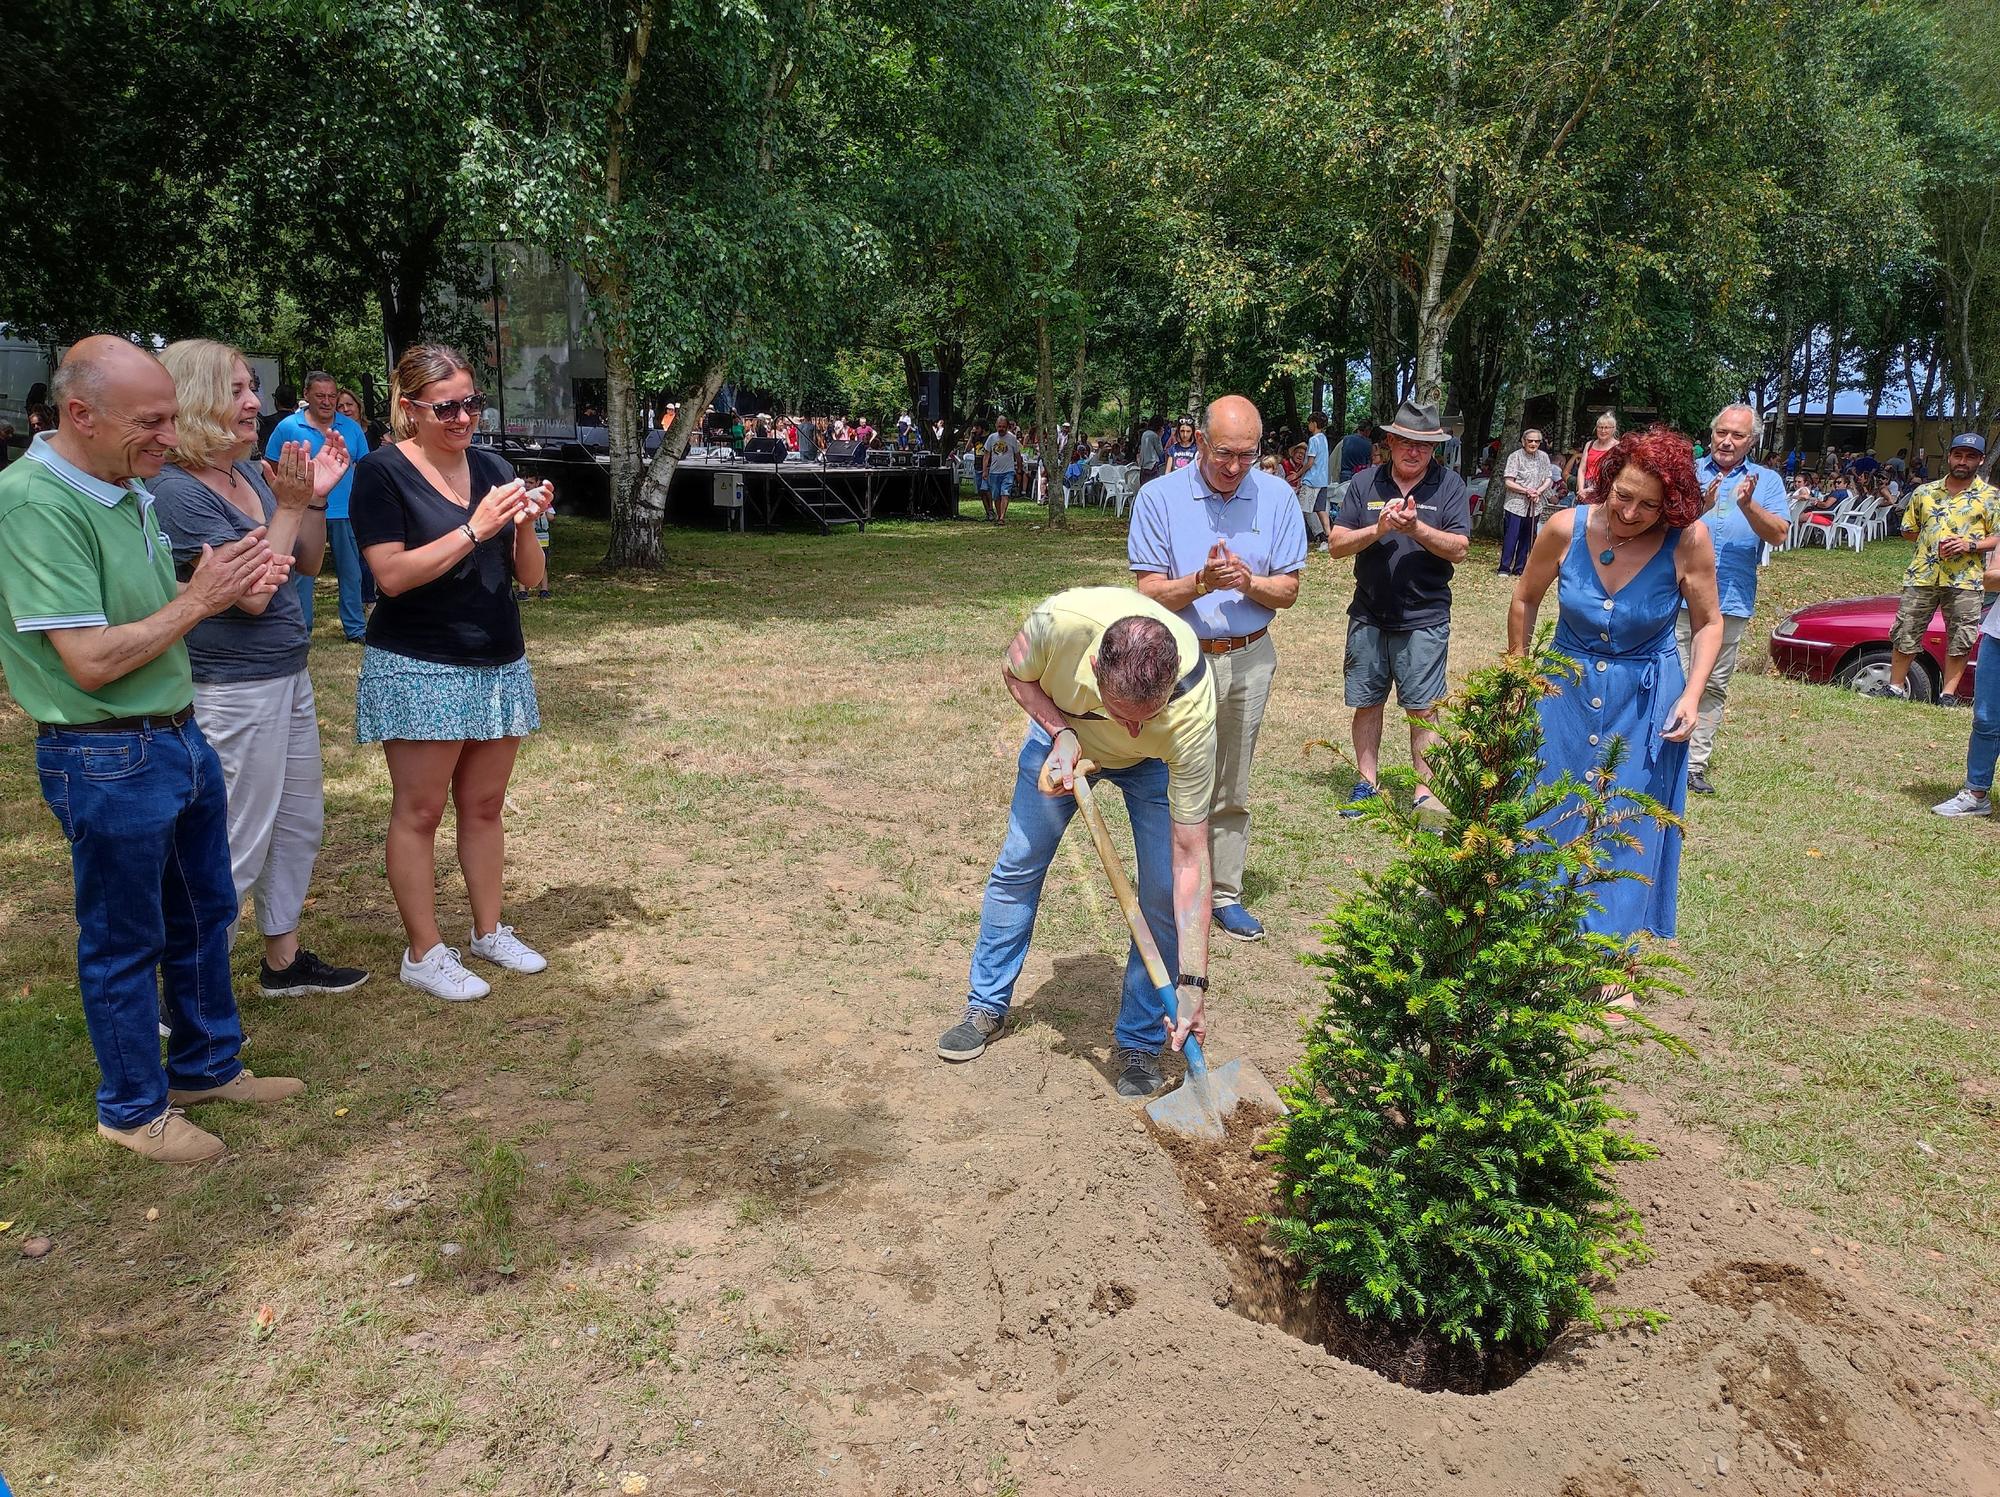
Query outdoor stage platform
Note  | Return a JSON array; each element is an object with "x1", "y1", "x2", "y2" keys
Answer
[
  {"x1": 499, "y1": 441, "x2": 959, "y2": 533},
  {"x1": 666, "y1": 454, "x2": 958, "y2": 532}
]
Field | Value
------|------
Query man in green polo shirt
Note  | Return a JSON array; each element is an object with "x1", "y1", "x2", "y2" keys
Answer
[
  {"x1": 938, "y1": 587, "x2": 1218, "y2": 1098},
  {"x1": 0, "y1": 336, "x2": 306, "y2": 1165}
]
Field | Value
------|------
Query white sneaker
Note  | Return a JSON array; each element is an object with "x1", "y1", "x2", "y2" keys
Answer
[
  {"x1": 400, "y1": 943, "x2": 491, "y2": 1001},
  {"x1": 468, "y1": 924, "x2": 547, "y2": 974},
  {"x1": 1932, "y1": 788, "x2": 1993, "y2": 818}
]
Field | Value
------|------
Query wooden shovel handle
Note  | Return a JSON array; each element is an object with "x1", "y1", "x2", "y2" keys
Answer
[{"x1": 1068, "y1": 766, "x2": 1176, "y2": 994}]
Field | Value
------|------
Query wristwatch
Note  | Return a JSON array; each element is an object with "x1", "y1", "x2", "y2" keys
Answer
[{"x1": 1176, "y1": 974, "x2": 1208, "y2": 990}]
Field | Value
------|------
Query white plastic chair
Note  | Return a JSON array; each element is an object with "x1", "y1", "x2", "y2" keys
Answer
[{"x1": 1110, "y1": 467, "x2": 1142, "y2": 518}]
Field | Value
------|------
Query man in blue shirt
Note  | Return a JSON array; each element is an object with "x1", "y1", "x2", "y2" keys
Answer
[
  {"x1": 1337, "y1": 419, "x2": 1374, "y2": 487},
  {"x1": 266, "y1": 371, "x2": 370, "y2": 640},
  {"x1": 1129, "y1": 394, "x2": 1308, "y2": 941},
  {"x1": 1299, "y1": 411, "x2": 1331, "y2": 550},
  {"x1": 1677, "y1": 403, "x2": 1790, "y2": 796}
]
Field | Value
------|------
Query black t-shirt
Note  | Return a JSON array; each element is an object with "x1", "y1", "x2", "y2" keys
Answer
[
  {"x1": 1334, "y1": 461, "x2": 1474, "y2": 631},
  {"x1": 349, "y1": 445, "x2": 525, "y2": 667}
]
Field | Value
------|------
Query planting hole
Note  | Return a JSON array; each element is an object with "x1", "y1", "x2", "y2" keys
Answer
[{"x1": 1156, "y1": 1109, "x2": 1556, "y2": 1394}]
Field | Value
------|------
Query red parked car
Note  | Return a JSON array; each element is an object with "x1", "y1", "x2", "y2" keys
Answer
[{"x1": 1768, "y1": 592, "x2": 1992, "y2": 703}]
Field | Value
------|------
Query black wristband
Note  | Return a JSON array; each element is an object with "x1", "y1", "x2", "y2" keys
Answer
[
  {"x1": 307, "y1": 503, "x2": 327, "y2": 512},
  {"x1": 1176, "y1": 973, "x2": 1208, "y2": 990}
]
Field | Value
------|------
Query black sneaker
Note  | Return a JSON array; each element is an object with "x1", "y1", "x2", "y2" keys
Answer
[
  {"x1": 1864, "y1": 682, "x2": 1908, "y2": 700},
  {"x1": 1115, "y1": 1049, "x2": 1165, "y2": 1098},
  {"x1": 1687, "y1": 769, "x2": 1717, "y2": 795},
  {"x1": 1940, "y1": 693, "x2": 1968, "y2": 709},
  {"x1": 260, "y1": 949, "x2": 370, "y2": 997},
  {"x1": 937, "y1": 1006, "x2": 1002, "y2": 1062}
]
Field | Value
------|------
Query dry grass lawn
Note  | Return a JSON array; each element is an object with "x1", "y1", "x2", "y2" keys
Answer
[{"x1": 1, "y1": 500, "x2": 1996, "y2": 1494}]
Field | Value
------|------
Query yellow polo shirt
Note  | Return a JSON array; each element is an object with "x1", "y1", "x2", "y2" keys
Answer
[{"x1": 1012, "y1": 587, "x2": 1217, "y2": 824}]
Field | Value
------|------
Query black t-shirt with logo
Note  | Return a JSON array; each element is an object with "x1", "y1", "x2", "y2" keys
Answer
[
  {"x1": 1334, "y1": 461, "x2": 1474, "y2": 631},
  {"x1": 349, "y1": 444, "x2": 526, "y2": 667}
]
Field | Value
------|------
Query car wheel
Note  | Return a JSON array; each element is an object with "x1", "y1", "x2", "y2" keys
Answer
[{"x1": 1834, "y1": 647, "x2": 1937, "y2": 703}]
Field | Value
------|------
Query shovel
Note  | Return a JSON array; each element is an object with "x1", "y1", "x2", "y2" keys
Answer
[{"x1": 1043, "y1": 754, "x2": 1286, "y2": 1142}]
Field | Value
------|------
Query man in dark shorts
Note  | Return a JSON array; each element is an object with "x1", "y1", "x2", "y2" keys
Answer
[{"x1": 1324, "y1": 399, "x2": 1472, "y2": 817}]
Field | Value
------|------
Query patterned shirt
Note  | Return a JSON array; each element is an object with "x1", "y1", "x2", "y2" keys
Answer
[{"x1": 1902, "y1": 477, "x2": 2000, "y2": 590}]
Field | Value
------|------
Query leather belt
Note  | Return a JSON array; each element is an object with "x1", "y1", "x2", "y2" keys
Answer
[
  {"x1": 1199, "y1": 627, "x2": 1269, "y2": 655},
  {"x1": 37, "y1": 703, "x2": 196, "y2": 736}
]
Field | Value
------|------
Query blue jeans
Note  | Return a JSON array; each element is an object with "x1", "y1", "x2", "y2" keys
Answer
[
  {"x1": 34, "y1": 719, "x2": 245, "y2": 1128},
  {"x1": 293, "y1": 572, "x2": 315, "y2": 634},
  {"x1": 966, "y1": 727, "x2": 1177, "y2": 1054},
  {"x1": 326, "y1": 517, "x2": 374, "y2": 640},
  {"x1": 1968, "y1": 651, "x2": 2000, "y2": 793}
]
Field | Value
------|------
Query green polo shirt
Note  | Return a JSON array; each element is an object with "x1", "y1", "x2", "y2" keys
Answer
[{"x1": 0, "y1": 435, "x2": 193, "y2": 723}]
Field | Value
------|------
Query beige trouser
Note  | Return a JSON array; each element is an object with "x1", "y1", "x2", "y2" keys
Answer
[
  {"x1": 1674, "y1": 610, "x2": 1749, "y2": 777},
  {"x1": 1206, "y1": 630, "x2": 1278, "y2": 907},
  {"x1": 193, "y1": 668, "x2": 326, "y2": 940}
]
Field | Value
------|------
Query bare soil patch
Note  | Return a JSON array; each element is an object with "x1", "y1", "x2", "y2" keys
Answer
[{"x1": 4, "y1": 521, "x2": 1999, "y2": 1495}]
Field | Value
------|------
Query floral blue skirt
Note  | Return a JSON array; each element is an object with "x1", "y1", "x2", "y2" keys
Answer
[{"x1": 354, "y1": 648, "x2": 541, "y2": 744}]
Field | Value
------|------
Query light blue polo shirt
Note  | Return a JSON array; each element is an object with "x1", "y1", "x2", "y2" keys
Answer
[
  {"x1": 265, "y1": 411, "x2": 369, "y2": 520},
  {"x1": 1696, "y1": 455, "x2": 1787, "y2": 618},
  {"x1": 1128, "y1": 462, "x2": 1309, "y2": 638},
  {"x1": 1303, "y1": 431, "x2": 1330, "y2": 487}
]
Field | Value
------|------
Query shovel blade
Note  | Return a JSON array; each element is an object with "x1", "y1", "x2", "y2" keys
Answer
[{"x1": 1144, "y1": 1058, "x2": 1286, "y2": 1141}]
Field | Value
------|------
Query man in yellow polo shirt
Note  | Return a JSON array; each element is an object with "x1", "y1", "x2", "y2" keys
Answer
[{"x1": 938, "y1": 587, "x2": 1217, "y2": 1098}]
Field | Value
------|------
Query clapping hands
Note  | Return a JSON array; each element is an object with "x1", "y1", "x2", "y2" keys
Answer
[
  {"x1": 1376, "y1": 495, "x2": 1418, "y2": 535},
  {"x1": 188, "y1": 527, "x2": 291, "y2": 615},
  {"x1": 469, "y1": 478, "x2": 555, "y2": 540},
  {"x1": 260, "y1": 435, "x2": 351, "y2": 511},
  {"x1": 1201, "y1": 541, "x2": 1250, "y2": 593}
]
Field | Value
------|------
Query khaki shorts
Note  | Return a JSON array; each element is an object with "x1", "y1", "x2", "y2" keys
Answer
[{"x1": 1891, "y1": 584, "x2": 1985, "y2": 657}]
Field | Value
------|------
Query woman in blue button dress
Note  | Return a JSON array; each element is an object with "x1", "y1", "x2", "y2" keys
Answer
[{"x1": 1508, "y1": 426, "x2": 1722, "y2": 943}]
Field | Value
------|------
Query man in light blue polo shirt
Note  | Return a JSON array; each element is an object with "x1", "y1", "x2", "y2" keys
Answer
[
  {"x1": 1130, "y1": 394, "x2": 1308, "y2": 941},
  {"x1": 1299, "y1": 411, "x2": 1331, "y2": 550},
  {"x1": 266, "y1": 370, "x2": 369, "y2": 640},
  {"x1": 1677, "y1": 402, "x2": 1790, "y2": 796}
]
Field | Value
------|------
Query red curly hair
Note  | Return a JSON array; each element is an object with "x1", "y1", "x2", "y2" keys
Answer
[{"x1": 1588, "y1": 425, "x2": 1703, "y2": 529}]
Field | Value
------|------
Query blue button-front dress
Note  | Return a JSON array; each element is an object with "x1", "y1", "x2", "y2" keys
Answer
[{"x1": 1536, "y1": 518, "x2": 1691, "y2": 941}]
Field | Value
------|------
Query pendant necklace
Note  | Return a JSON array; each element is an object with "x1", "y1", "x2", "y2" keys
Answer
[{"x1": 1597, "y1": 514, "x2": 1637, "y2": 566}]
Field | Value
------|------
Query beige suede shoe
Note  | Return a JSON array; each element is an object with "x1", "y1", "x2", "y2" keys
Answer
[
  {"x1": 168, "y1": 1070, "x2": 306, "y2": 1107},
  {"x1": 97, "y1": 1107, "x2": 227, "y2": 1165}
]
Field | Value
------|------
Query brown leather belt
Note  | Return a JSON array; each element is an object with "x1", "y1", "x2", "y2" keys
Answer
[
  {"x1": 1199, "y1": 627, "x2": 1269, "y2": 655},
  {"x1": 37, "y1": 703, "x2": 196, "y2": 736}
]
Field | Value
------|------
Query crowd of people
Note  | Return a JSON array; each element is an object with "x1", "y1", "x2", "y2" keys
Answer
[
  {"x1": 938, "y1": 394, "x2": 1997, "y2": 1078},
  {"x1": 0, "y1": 337, "x2": 552, "y2": 1162},
  {"x1": 1, "y1": 332, "x2": 1993, "y2": 1158}
]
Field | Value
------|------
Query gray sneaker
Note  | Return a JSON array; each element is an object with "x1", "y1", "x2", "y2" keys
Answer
[
  {"x1": 1932, "y1": 787, "x2": 1993, "y2": 818},
  {"x1": 1115, "y1": 1049, "x2": 1165, "y2": 1098},
  {"x1": 938, "y1": 1006, "x2": 1003, "y2": 1061}
]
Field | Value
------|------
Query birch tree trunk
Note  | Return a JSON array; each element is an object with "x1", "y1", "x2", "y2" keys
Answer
[
  {"x1": 1035, "y1": 308, "x2": 1065, "y2": 526},
  {"x1": 1410, "y1": 0, "x2": 1461, "y2": 406},
  {"x1": 606, "y1": 359, "x2": 726, "y2": 565}
]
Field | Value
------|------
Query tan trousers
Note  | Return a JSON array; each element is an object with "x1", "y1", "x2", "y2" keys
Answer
[
  {"x1": 1206, "y1": 631, "x2": 1278, "y2": 907},
  {"x1": 1674, "y1": 610, "x2": 1749, "y2": 777}
]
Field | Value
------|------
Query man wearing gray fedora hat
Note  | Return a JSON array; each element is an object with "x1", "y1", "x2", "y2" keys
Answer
[{"x1": 1325, "y1": 398, "x2": 1473, "y2": 815}]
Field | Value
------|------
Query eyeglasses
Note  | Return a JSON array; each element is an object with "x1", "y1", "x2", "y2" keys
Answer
[
  {"x1": 406, "y1": 393, "x2": 489, "y2": 422},
  {"x1": 1206, "y1": 446, "x2": 1259, "y2": 467}
]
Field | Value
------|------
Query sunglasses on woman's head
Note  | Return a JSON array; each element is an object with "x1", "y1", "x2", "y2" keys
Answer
[{"x1": 407, "y1": 393, "x2": 489, "y2": 422}]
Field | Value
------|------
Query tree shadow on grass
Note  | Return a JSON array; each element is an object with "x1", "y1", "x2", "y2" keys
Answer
[{"x1": 0, "y1": 920, "x2": 898, "y2": 1473}]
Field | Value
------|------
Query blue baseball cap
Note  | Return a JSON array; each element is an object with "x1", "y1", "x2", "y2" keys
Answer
[{"x1": 1950, "y1": 432, "x2": 1986, "y2": 455}]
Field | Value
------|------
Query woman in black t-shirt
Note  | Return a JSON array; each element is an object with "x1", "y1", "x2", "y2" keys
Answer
[{"x1": 350, "y1": 344, "x2": 553, "y2": 1004}]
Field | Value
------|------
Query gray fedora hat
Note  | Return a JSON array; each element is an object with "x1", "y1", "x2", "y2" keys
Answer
[{"x1": 1382, "y1": 399, "x2": 1448, "y2": 444}]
